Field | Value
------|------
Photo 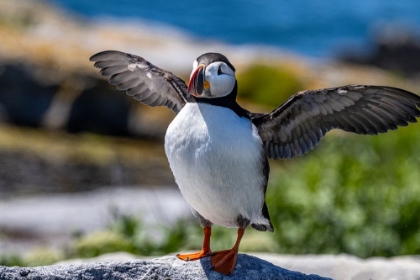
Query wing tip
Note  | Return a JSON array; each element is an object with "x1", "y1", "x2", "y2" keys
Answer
[{"x1": 89, "y1": 50, "x2": 124, "y2": 62}]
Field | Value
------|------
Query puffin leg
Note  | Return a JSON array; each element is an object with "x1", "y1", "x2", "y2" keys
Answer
[
  {"x1": 210, "y1": 228, "x2": 245, "y2": 275},
  {"x1": 177, "y1": 226, "x2": 212, "y2": 261}
]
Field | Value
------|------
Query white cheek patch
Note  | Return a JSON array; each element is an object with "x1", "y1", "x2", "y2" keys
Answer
[
  {"x1": 211, "y1": 76, "x2": 235, "y2": 97},
  {"x1": 205, "y1": 62, "x2": 236, "y2": 98}
]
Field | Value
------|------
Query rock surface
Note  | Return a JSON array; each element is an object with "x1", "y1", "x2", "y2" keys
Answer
[
  {"x1": 339, "y1": 25, "x2": 420, "y2": 76},
  {"x1": 0, "y1": 254, "x2": 328, "y2": 280},
  {"x1": 2, "y1": 252, "x2": 420, "y2": 280},
  {"x1": 59, "y1": 252, "x2": 420, "y2": 280}
]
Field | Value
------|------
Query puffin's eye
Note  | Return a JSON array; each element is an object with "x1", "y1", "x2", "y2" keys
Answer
[{"x1": 217, "y1": 65, "x2": 223, "y2": 75}]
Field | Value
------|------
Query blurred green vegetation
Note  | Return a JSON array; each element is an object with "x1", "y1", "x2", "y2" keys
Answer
[
  {"x1": 267, "y1": 122, "x2": 420, "y2": 257},
  {"x1": 236, "y1": 64, "x2": 305, "y2": 106},
  {"x1": 23, "y1": 248, "x2": 64, "y2": 267},
  {"x1": 2, "y1": 120, "x2": 419, "y2": 267},
  {"x1": 0, "y1": 10, "x2": 36, "y2": 29},
  {"x1": 0, "y1": 254, "x2": 24, "y2": 267}
]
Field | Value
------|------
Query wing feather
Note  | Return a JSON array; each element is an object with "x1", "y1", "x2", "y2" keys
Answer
[
  {"x1": 116, "y1": 79, "x2": 141, "y2": 90},
  {"x1": 90, "y1": 50, "x2": 190, "y2": 113},
  {"x1": 109, "y1": 71, "x2": 137, "y2": 85},
  {"x1": 251, "y1": 85, "x2": 420, "y2": 159}
]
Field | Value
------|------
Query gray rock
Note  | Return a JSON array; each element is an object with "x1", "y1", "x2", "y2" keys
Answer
[
  {"x1": 56, "y1": 252, "x2": 420, "y2": 279},
  {"x1": 0, "y1": 254, "x2": 329, "y2": 280}
]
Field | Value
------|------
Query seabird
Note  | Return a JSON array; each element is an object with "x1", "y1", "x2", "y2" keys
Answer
[{"x1": 90, "y1": 51, "x2": 420, "y2": 275}]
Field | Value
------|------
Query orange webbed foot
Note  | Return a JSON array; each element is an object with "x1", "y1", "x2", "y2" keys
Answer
[
  {"x1": 177, "y1": 249, "x2": 212, "y2": 261},
  {"x1": 177, "y1": 226, "x2": 212, "y2": 261},
  {"x1": 210, "y1": 249, "x2": 238, "y2": 275},
  {"x1": 210, "y1": 228, "x2": 244, "y2": 275}
]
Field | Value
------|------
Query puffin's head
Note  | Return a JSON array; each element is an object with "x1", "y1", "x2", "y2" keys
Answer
[{"x1": 188, "y1": 53, "x2": 236, "y2": 98}]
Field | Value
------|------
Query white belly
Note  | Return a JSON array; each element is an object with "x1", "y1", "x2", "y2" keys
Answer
[{"x1": 164, "y1": 103, "x2": 266, "y2": 228}]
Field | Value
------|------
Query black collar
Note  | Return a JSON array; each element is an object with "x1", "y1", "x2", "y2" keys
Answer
[{"x1": 191, "y1": 82, "x2": 250, "y2": 118}]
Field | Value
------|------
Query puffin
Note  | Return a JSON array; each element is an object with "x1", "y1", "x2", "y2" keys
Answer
[{"x1": 90, "y1": 51, "x2": 420, "y2": 275}]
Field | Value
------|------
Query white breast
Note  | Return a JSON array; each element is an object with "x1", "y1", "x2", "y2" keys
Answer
[{"x1": 164, "y1": 103, "x2": 266, "y2": 228}]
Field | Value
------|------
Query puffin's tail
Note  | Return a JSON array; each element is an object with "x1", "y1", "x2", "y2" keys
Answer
[{"x1": 251, "y1": 202, "x2": 274, "y2": 232}]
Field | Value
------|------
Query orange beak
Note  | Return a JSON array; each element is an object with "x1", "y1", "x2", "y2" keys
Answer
[{"x1": 188, "y1": 64, "x2": 206, "y2": 96}]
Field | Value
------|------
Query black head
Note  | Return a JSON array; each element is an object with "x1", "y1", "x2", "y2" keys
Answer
[
  {"x1": 188, "y1": 53, "x2": 237, "y2": 99},
  {"x1": 195, "y1": 53, "x2": 235, "y2": 72}
]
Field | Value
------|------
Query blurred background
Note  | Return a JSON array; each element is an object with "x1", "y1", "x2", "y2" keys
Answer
[{"x1": 1, "y1": 0, "x2": 420, "y2": 266}]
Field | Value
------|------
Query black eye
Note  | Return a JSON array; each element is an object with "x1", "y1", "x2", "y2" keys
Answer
[{"x1": 217, "y1": 65, "x2": 223, "y2": 75}]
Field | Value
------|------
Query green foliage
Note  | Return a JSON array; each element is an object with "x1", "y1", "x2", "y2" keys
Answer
[
  {"x1": 105, "y1": 208, "x2": 191, "y2": 256},
  {"x1": 0, "y1": 254, "x2": 24, "y2": 266},
  {"x1": 23, "y1": 248, "x2": 64, "y2": 267},
  {"x1": 0, "y1": 248, "x2": 63, "y2": 267},
  {"x1": 0, "y1": 11, "x2": 36, "y2": 29},
  {"x1": 67, "y1": 213, "x2": 276, "y2": 259},
  {"x1": 74, "y1": 231, "x2": 132, "y2": 258},
  {"x1": 266, "y1": 122, "x2": 420, "y2": 257},
  {"x1": 236, "y1": 64, "x2": 304, "y2": 106}
]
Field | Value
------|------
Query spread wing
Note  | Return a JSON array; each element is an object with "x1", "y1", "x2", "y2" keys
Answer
[
  {"x1": 251, "y1": 85, "x2": 420, "y2": 159},
  {"x1": 89, "y1": 50, "x2": 191, "y2": 113}
]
